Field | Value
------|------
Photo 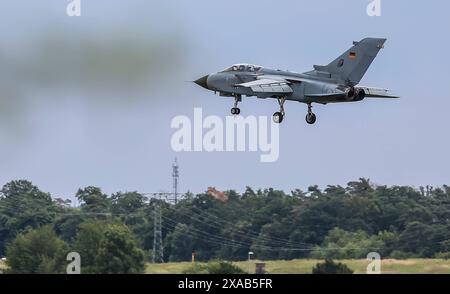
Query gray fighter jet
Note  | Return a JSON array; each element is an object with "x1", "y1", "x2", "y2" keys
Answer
[{"x1": 194, "y1": 37, "x2": 398, "y2": 124}]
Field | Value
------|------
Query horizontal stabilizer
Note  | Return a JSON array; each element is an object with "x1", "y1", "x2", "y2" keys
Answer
[{"x1": 356, "y1": 86, "x2": 400, "y2": 98}]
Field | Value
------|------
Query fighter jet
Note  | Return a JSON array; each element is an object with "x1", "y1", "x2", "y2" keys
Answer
[{"x1": 194, "y1": 37, "x2": 398, "y2": 124}]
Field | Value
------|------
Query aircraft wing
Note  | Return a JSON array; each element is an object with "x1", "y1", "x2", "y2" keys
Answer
[
  {"x1": 236, "y1": 78, "x2": 293, "y2": 94},
  {"x1": 356, "y1": 86, "x2": 400, "y2": 98}
]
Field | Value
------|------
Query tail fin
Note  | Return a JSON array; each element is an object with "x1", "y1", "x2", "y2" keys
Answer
[{"x1": 312, "y1": 38, "x2": 386, "y2": 86}]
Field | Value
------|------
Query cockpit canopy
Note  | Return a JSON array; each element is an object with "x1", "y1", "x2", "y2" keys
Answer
[{"x1": 221, "y1": 64, "x2": 262, "y2": 73}]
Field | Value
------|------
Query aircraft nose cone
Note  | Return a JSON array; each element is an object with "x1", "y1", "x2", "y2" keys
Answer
[{"x1": 194, "y1": 75, "x2": 209, "y2": 89}]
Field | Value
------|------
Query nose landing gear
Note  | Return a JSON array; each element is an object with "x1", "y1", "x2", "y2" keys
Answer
[{"x1": 231, "y1": 95, "x2": 241, "y2": 115}]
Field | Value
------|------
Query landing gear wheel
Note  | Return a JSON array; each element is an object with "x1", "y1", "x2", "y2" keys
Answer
[
  {"x1": 231, "y1": 95, "x2": 242, "y2": 115},
  {"x1": 273, "y1": 112, "x2": 284, "y2": 124},
  {"x1": 231, "y1": 107, "x2": 240, "y2": 115},
  {"x1": 305, "y1": 112, "x2": 316, "y2": 125},
  {"x1": 273, "y1": 97, "x2": 287, "y2": 124}
]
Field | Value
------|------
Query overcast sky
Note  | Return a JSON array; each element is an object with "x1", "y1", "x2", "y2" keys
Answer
[{"x1": 0, "y1": 0, "x2": 449, "y2": 200}]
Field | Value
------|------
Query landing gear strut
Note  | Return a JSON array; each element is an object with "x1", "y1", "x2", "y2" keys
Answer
[
  {"x1": 273, "y1": 97, "x2": 286, "y2": 124},
  {"x1": 231, "y1": 95, "x2": 241, "y2": 115},
  {"x1": 305, "y1": 103, "x2": 317, "y2": 125}
]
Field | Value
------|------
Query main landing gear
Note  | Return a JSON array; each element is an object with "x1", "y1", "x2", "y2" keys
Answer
[
  {"x1": 272, "y1": 97, "x2": 286, "y2": 124},
  {"x1": 231, "y1": 95, "x2": 241, "y2": 115},
  {"x1": 305, "y1": 103, "x2": 317, "y2": 125},
  {"x1": 229, "y1": 95, "x2": 317, "y2": 125},
  {"x1": 273, "y1": 100, "x2": 317, "y2": 125}
]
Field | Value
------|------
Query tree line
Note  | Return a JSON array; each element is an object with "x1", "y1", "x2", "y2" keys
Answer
[{"x1": 1, "y1": 179, "x2": 450, "y2": 273}]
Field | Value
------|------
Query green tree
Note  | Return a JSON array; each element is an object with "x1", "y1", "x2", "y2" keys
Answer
[
  {"x1": 347, "y1": 178, "x2": 374, "y2": 196},
  {"x1": 0, "y1": 180, "x2": 58, "y2": 255},
  {"x1": 3, "y1": 178, "x2": 450, "y2": 263},
  {"x1": 6, "y1": 225, "x2": 69, "y2": 274},
  {"x1": 110, "y1": 192, "x2": 150, "y2": 250},
  {"x1": 310, "y1": 228, "x2": 384, "y2": 259},
  {"x1": 312, "y1": 259, "x2": 353, "y2": 274},
  {"x1": 95, "y1": 224, "x2": 145, "y2": 273},
  {"x1": 76, "y1": 186, "x2": 110, "y2": 213},
  {"x1": 111, "y1": 191, "x2": 147, "y2": 215},
  {"x1": 53, "y1": 213, "x2": 86, "y2": 243},
  {"x1": 182, "y1": 261, "x2": 245, "y2": 274},
  {"x1": 206, "y1": 261, "x2": 245, "y2": 274},
  {"x1": 73, "y1": 220, "x2": 108, "y2": 273},
  {"x1": 217, "y1": 220, "x2": 254, "y2": 261},
  {"x1": 167, "y1": 223, "x2": 194, "y2": 262},
  {"x1": 74, "y1": 222, "x2": 145, "y2": 274},
  {"x1": 397, "y1": 222, "x2": 450, "y2": 257}
]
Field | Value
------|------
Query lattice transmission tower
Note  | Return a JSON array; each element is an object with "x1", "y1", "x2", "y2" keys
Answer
[{"x1": 151, "y1": 158, "x2": 184, "y2": 263}]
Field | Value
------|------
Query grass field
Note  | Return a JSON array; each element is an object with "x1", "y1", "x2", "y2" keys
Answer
[
  {"x1": 1, "y1": 259, "x2": 449, "y2": 274},
  {"x1": 145, "y1": 259, "x2": 450, "y2": 274}
]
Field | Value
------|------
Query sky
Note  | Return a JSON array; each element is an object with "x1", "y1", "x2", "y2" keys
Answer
[{"x1": 0, "y1": 0, "x2": 449, "y2": 200}]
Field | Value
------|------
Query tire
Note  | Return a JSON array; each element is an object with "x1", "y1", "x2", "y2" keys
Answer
[
  {"x1": 273, "y1": 112, "x2": 284, "y2": 124},
  {"x1": 306, "y1": 113, "x2": 317, "y2": 124}
]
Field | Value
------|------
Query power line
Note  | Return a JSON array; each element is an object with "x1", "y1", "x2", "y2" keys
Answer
[
  {"x1": 160, "y1": 216, "x2": 382, "y2": 253},
  {"x1": 165, "y1": 204, "x2": 311, "y2": 248}
]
